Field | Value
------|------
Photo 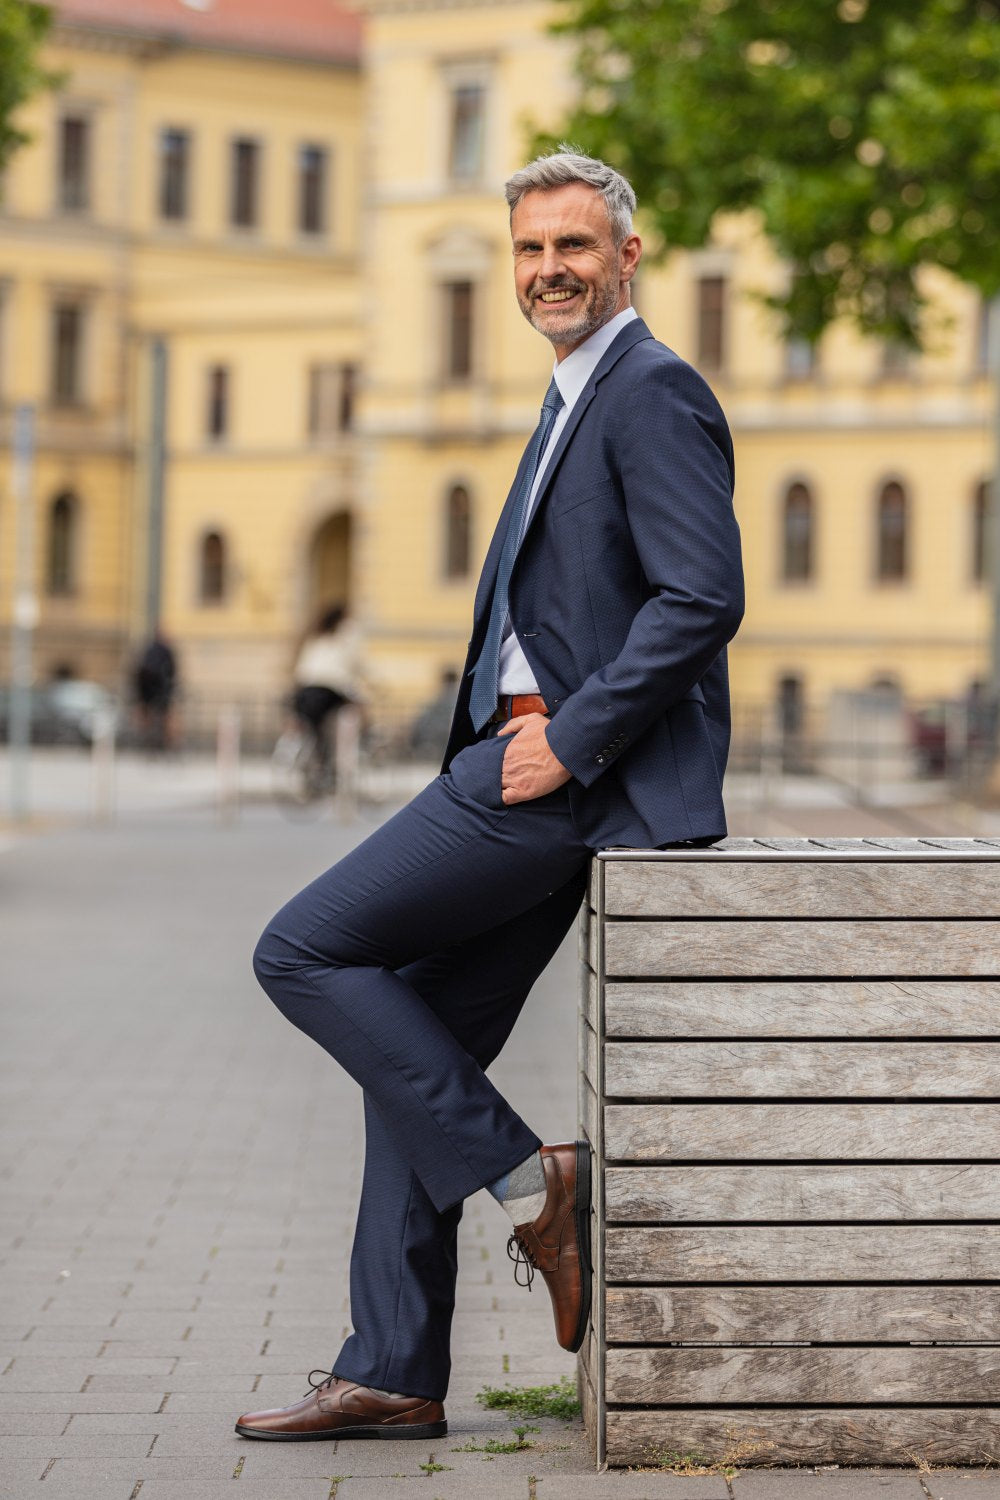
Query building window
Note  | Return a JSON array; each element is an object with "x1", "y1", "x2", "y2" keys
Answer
[
  {"x1": 58, "y1": 114, "x2": 90, "y2": 213},
  {"x1": 876, "y1": 480, "x2": 908, "y2": 581},
  {"x1": 781, "y1": 481, "x2": 814, "y2": 582},
  {"x1": 973, "y1": 478, "x2": 992, "y2": 584},
  {"x1": 298, "y1": 144, "x2": 327, "y2": 235},
  {"x1": 47, "y1": 492, "x2": 79, "y2": 596},
  {"x1": 696, "y1": 275, "x2": 726, "y2": 370},
  {"x1": 448, "y1": 81, "x2": 485, "y2": 182},
  {"x1": 206, "y1": 365, "x2": 229, "y2": 440},
  {"x1": 785, "y1": 335, "x2": 816, "y2": 379},
  {"x1": 308, "y1": 362, "x2": 357, "y2": 438},
  {"x1": 230, "y1": 138, "x2": 259, "y2": 229},
  {"x1": 198, "y1": 531, "x2": 227, "y2": 604},
  {"x1": 159, "y1": 128, "x2": 189, "y2": 221},
  {"x1": 881, "y1": 340, "x2": 911, "y2": 377},
  {"x1": 443, "y1": 281, "x2": 474, "y2": 381},
  {"x1": 444, "y1": 484, "x2": 472, "y2": 579},
  {"x1": 51, "y1": 302, "x2": 84, "y2": 405}
]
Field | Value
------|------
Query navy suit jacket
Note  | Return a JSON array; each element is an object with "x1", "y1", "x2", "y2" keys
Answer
[{"x1": 442, "y1": 316, "x2": 744, "y2": 849}]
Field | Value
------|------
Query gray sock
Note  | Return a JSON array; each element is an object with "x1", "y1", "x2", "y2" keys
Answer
[
  {"x1": 369, "y1": 1387, "x2": 410, "y2": 1400},
  {"x1": 499, "y1": 1151, "x2": 548, "y2": 1226}
]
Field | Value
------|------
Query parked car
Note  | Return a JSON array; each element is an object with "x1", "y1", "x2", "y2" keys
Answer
[{"x1": 0, "y1": 680, "x2": 120, "y2": 746}]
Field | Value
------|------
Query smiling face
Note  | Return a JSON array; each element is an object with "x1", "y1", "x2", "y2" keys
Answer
[{"x1": 510, "y1": 182, "x2": 642, "y2": 360}]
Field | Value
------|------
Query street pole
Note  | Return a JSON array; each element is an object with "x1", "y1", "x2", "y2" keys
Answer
[
  {"x1": 8, "y1": 403, "x2": 38, "y2": 822},
  {"x1": 146, "y1": 337, "x2": 167, "y2": 636}
]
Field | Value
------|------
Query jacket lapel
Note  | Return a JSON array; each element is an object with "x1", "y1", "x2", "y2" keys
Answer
[
  {"x1": 471, "y1": 317, "x2": 653, "y2": 629},
  {"x1": 520, "y1": 317, "x2": 652, "y2": 537}
]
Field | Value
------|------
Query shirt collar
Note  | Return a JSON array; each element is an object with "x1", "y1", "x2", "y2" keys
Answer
[{"x1": 551, "y1": 306, "x2": 638, "y2": 413}]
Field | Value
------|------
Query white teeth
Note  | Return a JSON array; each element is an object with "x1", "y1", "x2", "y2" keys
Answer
[{"x1": 539, "y1": 289, "x2": 577, "y2": 303}]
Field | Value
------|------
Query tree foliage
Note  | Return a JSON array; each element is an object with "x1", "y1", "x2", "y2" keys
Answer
[
  {"x1": 0, "y1": 1, "x2": 55, "y2": 181},
  {"x1": 552, "y1": 0, "x2": 1000, "y2": 346}
]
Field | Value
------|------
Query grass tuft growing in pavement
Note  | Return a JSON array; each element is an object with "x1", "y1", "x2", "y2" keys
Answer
[
  {"x1": 453, "y1": 1423, "x2": 540, "y2": 1454},
  {"x1": 643, "y1": 1426, "x2": 776, "y2": 1478},
  {"x1": 476, "y1": 1375, "x2": 581, "y2": 1421}
]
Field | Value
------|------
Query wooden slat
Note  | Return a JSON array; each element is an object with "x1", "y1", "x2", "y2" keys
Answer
[
  {"x1": 605, "y1": 1224, "x2": 1000, "y2": 1282},
  {"x1": 605, "y1": 1162, "x2": 1000, "y2": 1222},
  {"x1": 580, "y1": 1078, "x2": 598, "y2": 1150},
  {"x1": 603, "y1": 861, "x2": 1000, "y2": 918},
  {"x1": 604, "y1": 1407, "x2": 1000, "y2": 1468},
  {"x1": 607, "y1": 1345, "x2": 1000, "y2": 1404},
  {"x1": 606, "y1": 1283, "x2": 1000, "y2": 1344},
  {"x1": 604, "y1": 980, "x2": 1000, "y2": 1037},
  {"x1": 604, "y1": 921, "x2": 1000, "y2": 978},
  {"x1": 582, "y1": 1019, "x2": 598, "y2": 1091},
  {"x1": 583, "y1": 967, "x2": 597, "y2": 1032},
  {"x1": 606, "y1": 1041, "x2": 1000, "y2": 1098},
  {"x1": 606, "y1": 1102, "x2": 1000, "y2": 1160}
]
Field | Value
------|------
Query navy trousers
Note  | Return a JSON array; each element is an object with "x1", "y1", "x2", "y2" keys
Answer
[{"x1": 252, "y1": 727, "x2": 591, "y2": 1400}]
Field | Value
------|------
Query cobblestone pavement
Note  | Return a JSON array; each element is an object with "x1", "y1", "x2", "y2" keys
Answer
[{"x1": 2, "y1": 798, "x2": 998, "y2": 1499}]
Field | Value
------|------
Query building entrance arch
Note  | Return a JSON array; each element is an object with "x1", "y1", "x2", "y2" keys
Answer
[{"x1": 307, "y1": 510, "x2": 353, "y2": 618}]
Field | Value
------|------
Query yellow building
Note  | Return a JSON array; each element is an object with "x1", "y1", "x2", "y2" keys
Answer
[
  {"x1": 0, "y1": 0, "x2": 364, "y2": 709},
  {"x1": 1, "y1": 0, "x2": 994, "y2": 737}
]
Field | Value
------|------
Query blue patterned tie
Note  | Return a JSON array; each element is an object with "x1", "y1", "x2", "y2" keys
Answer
[{"x1": 469, "y1": 376, "x2": 564, "y2": 732}]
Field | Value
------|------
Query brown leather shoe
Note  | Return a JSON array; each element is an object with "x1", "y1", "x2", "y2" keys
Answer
[
  {"x1": 235, "y1": 1372, "x2": 446, "y2": 1441},
  {"x1": 507, "y1": 1141, "x2": 592, "y2": 1353}
]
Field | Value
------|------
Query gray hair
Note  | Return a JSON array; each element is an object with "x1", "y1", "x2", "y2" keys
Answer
[{"x1": 504, "y1": 147, "x2": 637, "y2": 246}]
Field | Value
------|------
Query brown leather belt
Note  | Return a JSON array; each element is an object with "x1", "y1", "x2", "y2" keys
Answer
[{"x1": 489, "y1": 693, "x2": 549, "y2": 723}]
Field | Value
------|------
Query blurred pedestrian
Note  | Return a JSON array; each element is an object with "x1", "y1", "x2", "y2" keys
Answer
[
  {"x1": 291, "y1": 604, "x2": 366, "y2": 776},
  {"x1": 132, "y1": 629, "x2": 177, "y2": 752}
]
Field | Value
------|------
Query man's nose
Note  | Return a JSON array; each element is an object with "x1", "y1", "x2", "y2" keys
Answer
[{"x1": 539, "y1": 243, "x2": 566, "y2": 279}]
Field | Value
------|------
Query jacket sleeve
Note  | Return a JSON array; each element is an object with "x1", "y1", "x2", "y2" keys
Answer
[{"x1": 544, "y1": 357, "x2": 744, "y2": 788}]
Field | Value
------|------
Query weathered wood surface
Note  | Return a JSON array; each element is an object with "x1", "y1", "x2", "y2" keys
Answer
[
  {"x1": 604, "y1": 861, "x2": 1000, "y2": 919},
  {"x1": 604, "y1": 920, "x2": 1000, "y2": 978},
  {"x1": 603, "y1": 1408, "x2": 1000, "y2": 1468},
  {"x1": 602, "y1": 979, "x2": 1000, "y2": 1037},
  {"x1": 582, "y1": 1019, "x2": 598, "y2": 1088},
  {"x1": 606, "y1": 1345, "x2": 1000, "y2": 1403},
  {"x1": 605, "y1": 1224, "x2": 1000, "y2": 1281},
  {"x1": 606, "y1": 1102, "x2": 1000, "y2": 1160},
  {"x1": 605, "y1": 1162, "x2": 1000, "y2": 1221},
  {"x1": 605, "y1": 1041, "x2": 1000, "y2": 1098},
  {"x1": 580, "y1": 1078, "x2": 598, "y2": 1149},
  {"x1": 605, "y1": 1283, "x2": 1000, "y2": 1344}
]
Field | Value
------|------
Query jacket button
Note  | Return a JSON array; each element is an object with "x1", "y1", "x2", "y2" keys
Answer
[{"x1": 595, "y1": 754, "x2": 606, "y2": 765}]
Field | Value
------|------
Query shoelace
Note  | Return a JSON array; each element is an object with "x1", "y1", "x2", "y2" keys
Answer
[
  {"x1": 506, "y1": 1230, "x2": 537, "y2": 1291},
  {"x1": 304, "y1": 1368, "x2": 337, "y2": 1397}
]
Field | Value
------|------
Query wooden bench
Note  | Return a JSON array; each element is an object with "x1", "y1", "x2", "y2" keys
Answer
[{"x1": 578, "y1": 836, "x2": 1000, "y2": 1469}]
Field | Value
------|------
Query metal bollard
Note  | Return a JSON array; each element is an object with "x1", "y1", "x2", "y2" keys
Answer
[
  {"x1": 90, "y1": 706, "x2": 117, "y2": 824},
  {"x1": 217, "y1": 705, "x2": 241, "y2": 824},
  {"x1": 333, "y1": 705, "x2": 362, "y2": 823}
]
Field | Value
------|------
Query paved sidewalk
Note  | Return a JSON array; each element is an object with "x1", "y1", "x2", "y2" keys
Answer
[{"x1": 2, "y1": 803, "x2": 998, "y2": 1499}]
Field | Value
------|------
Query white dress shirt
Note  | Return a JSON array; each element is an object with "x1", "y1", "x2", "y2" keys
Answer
[{"x1": 497, "y1": 305, "x2": 639, "y2": 694}]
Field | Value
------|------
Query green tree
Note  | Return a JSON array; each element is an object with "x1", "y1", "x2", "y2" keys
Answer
[
  {"x1": 0, "y1": 0, "x2": 55, "y2": 182},
  {"x1": 552, "y1": 0, "x2": 1000, "y2": 349}
]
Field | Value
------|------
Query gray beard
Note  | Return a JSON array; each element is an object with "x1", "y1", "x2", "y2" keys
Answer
[{"x1": 524, "y1": 280, "x2": 620, "y2": 349}]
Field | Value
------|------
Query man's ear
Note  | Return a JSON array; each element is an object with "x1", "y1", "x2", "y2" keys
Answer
[{"x1": 620, "y1": 233, "x2": 642, "y2": 284}]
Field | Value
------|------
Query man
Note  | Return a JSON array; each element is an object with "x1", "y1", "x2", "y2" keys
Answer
[{"x1": 236, "y1": 150, "x2": 743, "y2": 1442}]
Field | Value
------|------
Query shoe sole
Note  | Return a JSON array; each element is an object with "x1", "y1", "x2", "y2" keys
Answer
[
  {"x1": 235, "y1": 1421, "x2": 447, "y2": 1441},
  {"x1": 567, "y1": 1139, "x2": 593, "y2": 1354}
]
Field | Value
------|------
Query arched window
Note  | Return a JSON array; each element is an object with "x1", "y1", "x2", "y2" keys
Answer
[
  {"x1": 876, "y1": 480, "x2": 908, "y2": 581},
  {"x1": 198, "y1": 530, "x2": 227, "y2": 604},
  {"x1": 973, "y1": 478, "x2": 992, "y2": 584},
  {"x1": 47, "y1": 491, "x2": 78, "y2": 596},
  {"x1": 443, "y1": 483, "x2": 472, "y2": 579},
  {"x1": 781, "y1": 481, "x2": 813, "y2": 582}
]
